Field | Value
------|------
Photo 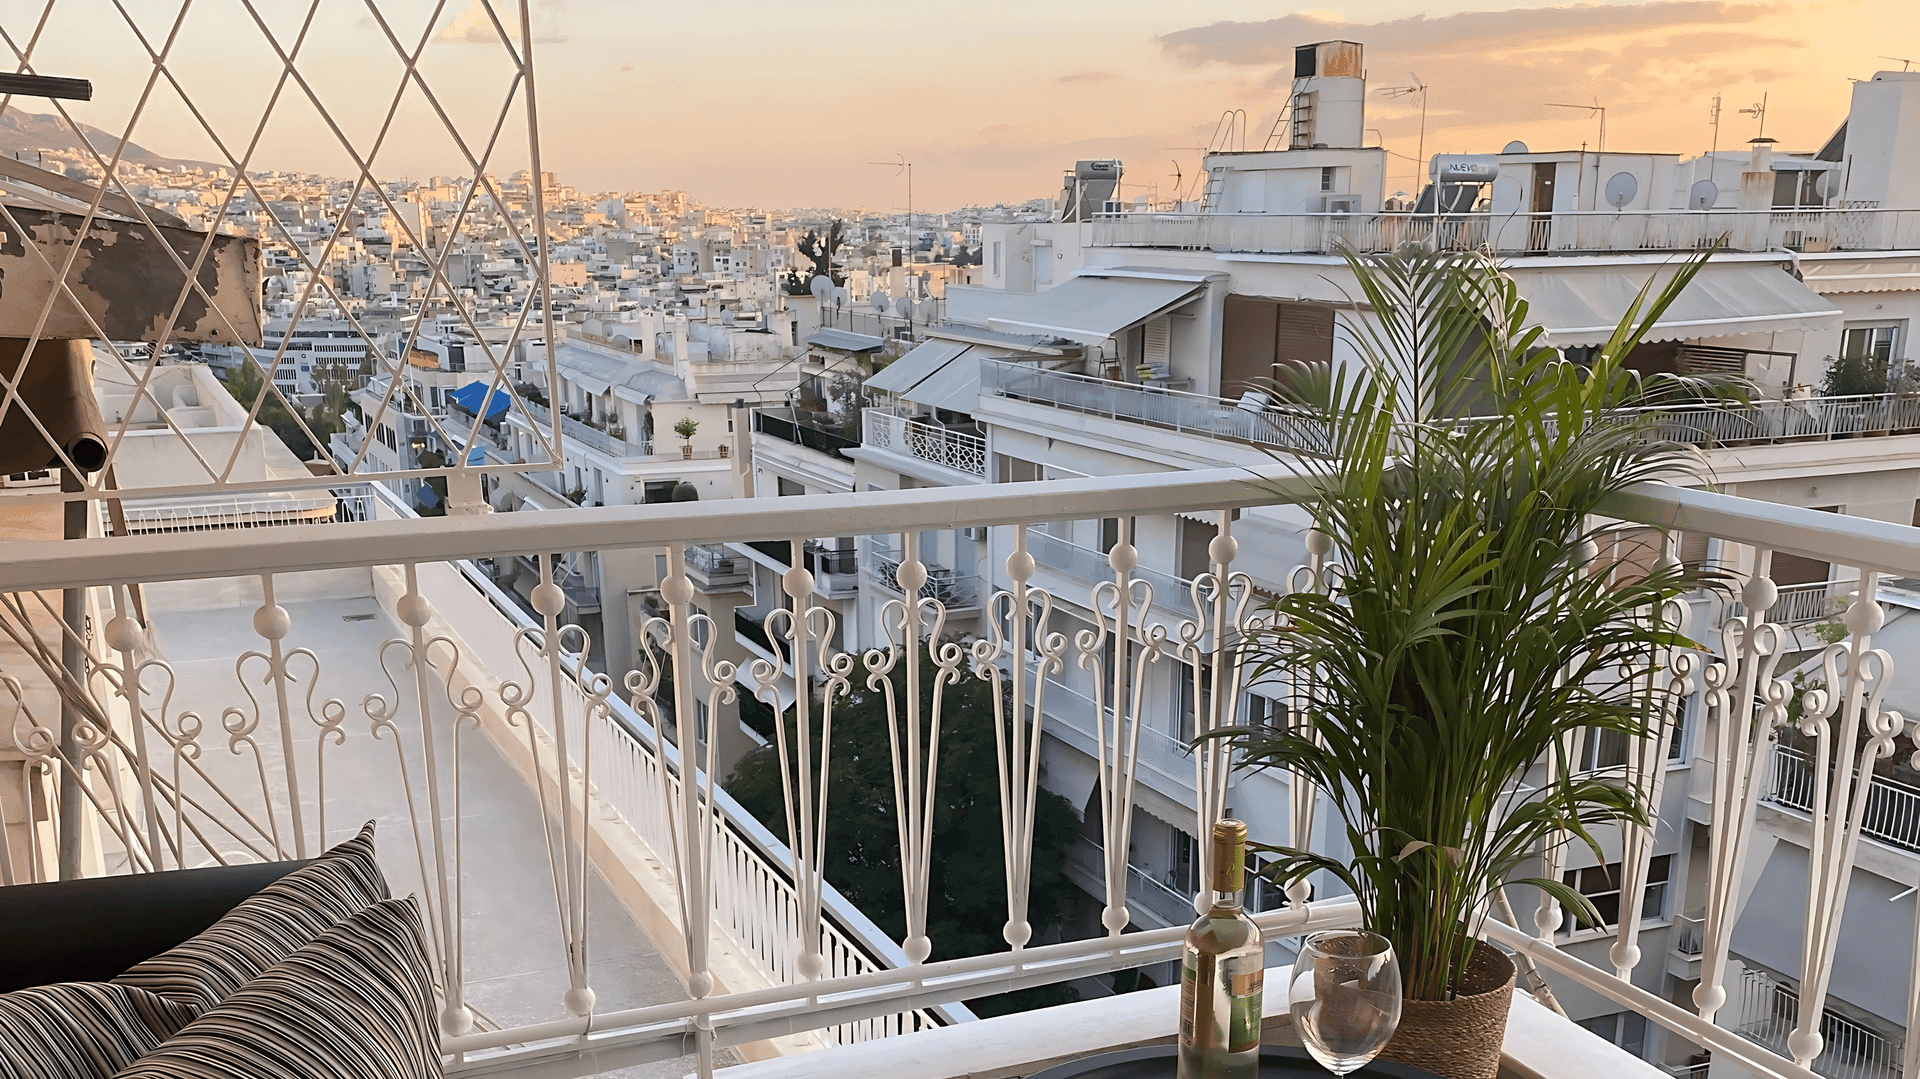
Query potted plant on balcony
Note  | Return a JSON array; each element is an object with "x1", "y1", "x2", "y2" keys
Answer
[
  {"x1": 1229, "y1": 246, "x2": 1728, "y2": 1079},
  {"x1": 674, "y1": 416, "x2": 698, "y2": 459}
]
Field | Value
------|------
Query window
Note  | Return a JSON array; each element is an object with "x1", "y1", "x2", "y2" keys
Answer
[
  {"x1": 1320, "y1": 166, "x2": 1335, "y2": 192},
  {"x1": 776, "y1": 476, "x2": 804, "y2": 497},
  {"x1": 991, "y1": 241, "x2": 1002, "y2": 276},
  {"x1": 1841, "y1": 323, "x2": 1902, "y2": 366},
  {"x1": 1576, "y1": 1011, "x2": 1648, "y2": 1059},
  {"x1": 1245, "y1": 693, "x2": 1287, "y2": 731},
  {"x1": 1561, "y1": 854, "x2": 1671, "y2": 933}
]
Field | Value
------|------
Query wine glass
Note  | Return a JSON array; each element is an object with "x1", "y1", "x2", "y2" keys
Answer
[{"x1": 1287, "y1": 930, "x2": 1403, "y2": 1075}]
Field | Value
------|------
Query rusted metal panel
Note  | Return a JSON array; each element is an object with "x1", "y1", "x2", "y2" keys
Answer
[{"x1": 0, "y1": 206, "x2": 261, "y2": 346}]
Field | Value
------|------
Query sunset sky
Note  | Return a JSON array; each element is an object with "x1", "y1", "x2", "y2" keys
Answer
[{"x1": 9, "y1": 0, "x2": 1910, "y2": 211}]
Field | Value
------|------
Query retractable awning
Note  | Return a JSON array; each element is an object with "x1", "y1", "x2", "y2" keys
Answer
[
  {"x1": 804, "y1": 328, "x2": 885, "y2": 352},
  {"x1": 1507, "y1": 263, "x2": 1842, "y2": 347},
  {"x1": 970, "y1": 275, "x2": 1204, "y2": 345},
  {"x1": 448, "y1": 381, "x2": 510, "y2": 420},
  {"x1": 901, "y1": 352, "x2": 982, "y2": 412},
  {"x1": 1799, "y1": 256, "x2": 1920, "y2": 295},
  {"x1": 865, "y1": 339, "x2": 970, "y2": 396}
]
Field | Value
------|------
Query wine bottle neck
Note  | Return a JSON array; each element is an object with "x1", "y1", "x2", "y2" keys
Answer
[{"x1": 1207, "y1": 889, "x2": 1243, "y2": 913}]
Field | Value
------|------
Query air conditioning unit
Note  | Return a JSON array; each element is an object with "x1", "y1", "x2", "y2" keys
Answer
[
  {"x1": 1326, "y1": 197, "x2": 1358, "y2": 214},
  {"x1": 961, "y1": 525, "x2": 989, "y2": 542}
]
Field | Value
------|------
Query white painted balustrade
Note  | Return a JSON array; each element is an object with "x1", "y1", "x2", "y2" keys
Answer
[{"x1": 1, "y1": 468, "x2": 1919, "y2": 1079}]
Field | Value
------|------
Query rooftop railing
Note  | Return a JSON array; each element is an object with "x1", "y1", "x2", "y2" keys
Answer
[
  {"x1": 754, "y1": 408, "x2": 861, "y2": 461},
  {"x1": 2, "y1": 466, "x2": 1918, "y2": 1078},
  {"x1": 1091, "y1": 207, "x2": 1920, "y2": 257}
]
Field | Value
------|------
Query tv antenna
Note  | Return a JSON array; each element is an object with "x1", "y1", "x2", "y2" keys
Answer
[
  {"x1": 1883, "y1": 55, "x2": 1917, "y2": 72},
  {"x1": 869, "y1": 153, "x2": 912, "y2": 254},
  {"x1": 1379, "y1": 74, "x2": 1429, "y2": 191},
  {"x1": 1708, "y1": 94, "x2": 1723, "y2": 159},
  {"x1": 1546, "y1": 99, "x2": 1607, "y2": 153},
  {"x1": 1739, "y1": 93, "x2": 1768, "y2": 139}
]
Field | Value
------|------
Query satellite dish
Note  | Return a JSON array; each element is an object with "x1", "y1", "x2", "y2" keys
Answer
[
  {"x1": 870, "y1": 292, "x2": 888, "y2": 312},
  {"x1": 832, "y1": 287, "x2": 848, "y2": 307},
  {"x1": 894, "y1": 296, "x2": 912, "y2": 316},
  {"x1": 1604, "y1": 172, "x2": 1639, "y2": 209},
  {"x1": 1813, "y1": 170, "x2": 1835, "y2": 199},
  {"x1": 1501, "y1": 140, "x2": 1529, "y2": 155},
  {"x1": 809, "y1": 275, "x2": 831, "y2": 300},
  {"x1": 1688, "y1": 179, "x2": 1719, "y2": 211},
  {"x1": 721, "y1": 308, "x2": 736, "y2": 325}
]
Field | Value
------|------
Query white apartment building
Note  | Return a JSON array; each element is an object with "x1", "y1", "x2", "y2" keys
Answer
[{"x1": 720, "y1": 43, "x2": 1920, "y2": 1076}]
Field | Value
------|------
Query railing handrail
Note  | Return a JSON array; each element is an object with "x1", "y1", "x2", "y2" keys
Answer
[
  {"x1": 1091, "y1": 206, "x2": 1905, "y2": 220},
  {"x1": 16, "y1": 470, "x2": 1920, "y2": 597}
]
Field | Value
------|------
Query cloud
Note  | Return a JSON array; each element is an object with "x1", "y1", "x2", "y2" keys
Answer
[
  {"x1": 1159, "y1": 2, "x2": 1777, "y2": 66},
  {"x1": 1054, "y1": 71, "x2": 1117, "y2": 83},
  {"x1": 436, "y1": 1, "x2": 567, "y2": 45}
]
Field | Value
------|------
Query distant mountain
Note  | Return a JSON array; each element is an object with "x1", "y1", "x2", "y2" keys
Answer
[{"x1": 0, "y1": 109, "x2": 226, "y2": 174}]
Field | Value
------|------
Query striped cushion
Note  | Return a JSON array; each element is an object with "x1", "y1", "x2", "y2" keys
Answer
[
  {"x1": 0, "y1": 982, "x2": 197, "y2": 1079},
  {"x1": 114, "y1": 823, "x2": 388, "y2": 1012},
  {"x1": 113, "y1": 897, "x2": 441, "y2": 1079}
]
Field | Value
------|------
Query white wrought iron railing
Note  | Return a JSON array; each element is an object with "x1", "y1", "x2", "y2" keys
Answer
[
  {"x1": 863, "y1": 408, "x2": 987, "y2": 477},
  {"x1": 859, "y1": 534, "x2": 983, "y2": 609},
  {"x1": 1615, "y1": 394, "x2": 1920, "y2": 448},
  {"x1": 1728, "y1": 581, "x2": 1843, "y2": 627},
  {"x1": 1674, "y1": 912, "x2": 1706, "y2": 959},
  {"x1": 5, "y1": 464, "x2": 1920, "y2": 1079},
  {"x1": 1091, "y1": 208, "x2": 1920, "y2": 257},
  {"x1": 1736, "y1": 967, "x2": 1904, "y2": 1079},
  {"x1": 1767, "y1": 745, "x2": 1920, "y2": 854},
  {"x1": 980, "y1": 359, "x2": 1334, "y2": 455}
]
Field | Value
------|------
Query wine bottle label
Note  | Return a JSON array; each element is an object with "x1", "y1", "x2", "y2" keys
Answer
[
  {"x1": 1225, "y1": 956, "x2": 1264, "y2": 1053},
  {"x1": 1180, "y1": 960, "x2": 1197, "y2": 1047}
]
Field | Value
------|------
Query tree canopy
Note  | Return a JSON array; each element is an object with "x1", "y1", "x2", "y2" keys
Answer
[{"x1": 725, "y1": 646, "x2": 1082, "y2": 1016}]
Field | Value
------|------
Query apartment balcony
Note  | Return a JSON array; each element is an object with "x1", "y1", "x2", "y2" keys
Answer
[
  {"x1": 520, "y1": 397, "x2": 650, "y2": 458},
  {"x1": 754, "y1": 408, "x2": 860, "y2": 462},
  {"x1": 1766, "y1": 745, "x2": 1920, "y2": 854},
  {"x1": 980, "y1": 358, "x2": 1334, "y2": 456},
  {"x1": 729, "y1": 539, "x2": 861, "y2": 599},
  {"x1": 1090, "y1": 207, "x2": 1920, "y2": 257},
  {"x1": 3, "y1": 465, "x2": 1915, "y2": 1079},
  {"x1": 859, "y1": 535, "x2": 982, "y2": 609},
  {"x1": 861, "y1": 408, "x2": 987, "y2": 478}
]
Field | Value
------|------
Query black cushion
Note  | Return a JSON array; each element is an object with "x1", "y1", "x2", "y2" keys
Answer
[{"x1": 0, "y1": 860, "x2": 313, "y2": 993}]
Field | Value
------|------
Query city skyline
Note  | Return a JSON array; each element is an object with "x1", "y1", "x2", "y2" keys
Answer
[{"x1": 10, "y1": 0, "x2": 1911, "y2": 210}]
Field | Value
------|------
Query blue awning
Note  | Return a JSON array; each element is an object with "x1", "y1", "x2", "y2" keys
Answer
[
  {"x1": 467, "y1": 446, "x2": 485, "y2": 465},
  {"x1": 449, "y1": 381, "x2": 510, "y2": 420}
]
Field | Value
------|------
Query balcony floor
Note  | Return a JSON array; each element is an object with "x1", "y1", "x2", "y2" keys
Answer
[{"x1": 139, "y1": 581, "x2": 728, "y2": 1077}]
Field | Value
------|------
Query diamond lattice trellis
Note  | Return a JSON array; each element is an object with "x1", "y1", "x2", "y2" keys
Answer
[{"x1": 0, "y1": 0, "x2": 564, "y2": 511}]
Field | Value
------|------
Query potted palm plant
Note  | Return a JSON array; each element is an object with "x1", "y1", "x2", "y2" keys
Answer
[{"x1": 1232, "y1": 246, "x2": 1726, "y2": 1079}]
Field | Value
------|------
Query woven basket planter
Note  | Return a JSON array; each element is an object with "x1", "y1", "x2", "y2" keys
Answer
[{"x1": 1377, "y1": 944, "x2": 1515, "y2": 1079}]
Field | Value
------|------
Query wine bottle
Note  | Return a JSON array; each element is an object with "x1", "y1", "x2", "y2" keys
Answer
[{"x1": 1177, "y1": 818, "x2": 1264, "y2": 1079}]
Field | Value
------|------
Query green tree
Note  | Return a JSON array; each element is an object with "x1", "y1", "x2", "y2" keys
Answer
[
  {"x1": 1823, "y1": 352, "x2": 1890, "y2": 398},
  {"x1": 795, "y1": 220, "x2": 845, "y2": 286},
  {"x1": 725, "y1": 646, "x2": 1082, "y2": 1017},
  {"x1": 222, "y1": 357, "x2": 324, "y2": 459}
]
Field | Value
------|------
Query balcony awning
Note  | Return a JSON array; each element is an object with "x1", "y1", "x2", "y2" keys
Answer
[
  {"x1": 969, "y1": 276, "x2": 1205, "y2": 345},
  {"x1": 901, "y1": 353, "x2": 982, "y2": 413},
  {"x1": 448, "y1": 381, "x2": 510, "y2": 421},
  {"x1": 866, "y1": 339, "x2": 969, "y2": 396},
  {"x1": 1730, "y1": 839, "x2": 1910, "y2": 1026},
  {"x1": 1506, "y1": 263, "x2": 1842, "y2": 347},
  {"x1": 804, "y1": 328, "x2": 885, "y2": 353},
  {"x1": 1798, "y1": 256, "x2": 1920, "y2": 294}
]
